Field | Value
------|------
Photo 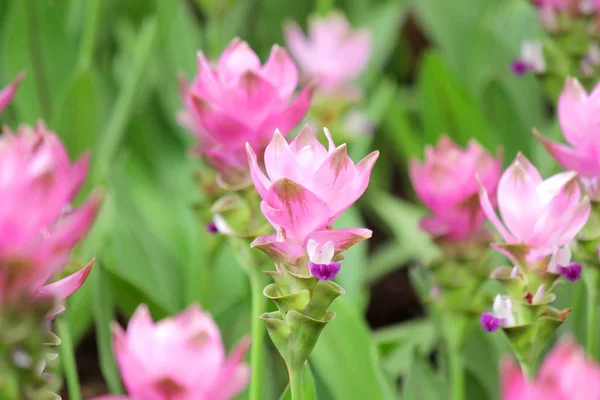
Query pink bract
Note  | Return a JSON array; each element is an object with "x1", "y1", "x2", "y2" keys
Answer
[{"x1": 0, "y1": 72, "x2": 24, "y2": 114}]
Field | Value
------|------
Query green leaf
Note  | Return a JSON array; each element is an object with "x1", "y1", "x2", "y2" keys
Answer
[
  {"x1": 403, "y1": 351, "x2": 446, "y2": 400},
  {"x1": 52, "y1": 69, "x2": 101, "y2": 161},
  {"x1": 279, "y1": 363, "x2": 318, "y2": 400},
  {"x1": 311, "y1": 297, "x2": 396, "y2": 400},
  {"x1": 56, "y1": 318, "x2": 82, "y2": 400},
  {"x1": 92, "y1": 262, "x2": 124, "y2": 394},
  {"x1": 462, "y1": 327, "x2": 500, "y2": 400}
]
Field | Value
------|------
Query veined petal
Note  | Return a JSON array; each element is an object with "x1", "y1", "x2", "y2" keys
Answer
[
  {"x1": 497, "y1": 154, "x2": 542, "y2": 242},
  {"x1": 246, "y1": 143, "x2": 271, "y2": 199},
  {"x1": 261, "y1": 178, "x2": 330, "y2": 243},
  {"x1": 261, "y1": 45, "x2": 299, "y2": 100}
]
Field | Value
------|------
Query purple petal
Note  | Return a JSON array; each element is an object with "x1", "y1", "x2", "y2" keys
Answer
[
  {"x1": 480, "y1": 312, "x2": 503, "y2": 332},
  {"x1": 308, "y1": 261, "x2": 341, "y2": 280},
  {"x1": 511, "y1": 60, "x2": 531, "y2": 76},
  {"x1": 559, "y1": 263, "x2": 582, "y2": 282},
  {"x1": 206, "y1": 222, "x2": 219, "y2": 234}
]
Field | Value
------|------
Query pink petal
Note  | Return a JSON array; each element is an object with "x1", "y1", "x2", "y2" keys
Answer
[
  {"x1": 38, "y1": 259, "x2": 94, "y2": 302},
  {"x1": 554, "y1": 196, "x2": 591, "y2": 245},
  {"x1": 250, "y1": 234, "x2": 305, "y2": 265},
  {"x1": 246, "y1": 143, "x2": 271, "y2": 199},
  {"x1": 288, "y1": 124, "x2": 329, "y2": 164},
  {"x1": 534, "y1": 129, "x2": 600, "y2": 175},
  {"x1": 284, "y1": 21, "x2": 312, "y2": 72},
  {"x1": 0, "y1": 72, "x2": 24, "y2": 113},
  {"x1": 337, "y1": 29, "x2": 372, "y2": 78},
  {"x1": 189, "y1": 95, "x2": 254, "y2": 146},
  {"x1": 558, "y1": 77, "x2": 600, "y2": 149},
  {"x1": 50, "y1": 192, "x2": 102, "y2": 250},
  {"x1": 258, "y1": 85, "x2": 314, "y2": 138},
  {"x1": 205, "y1": 336, "x2": 251, "y2": 400},
  {"x1": 90, "y1": 396, "x2": 130, "y2": 400},
  {"x1": 307, "y1": 228, "x2": 372, "y2": 254},
  {"x1": 217, "y1": 39, "x2": 261, "y2": 84},
  {"x1": 419, "y1": 216, "x2": 450, "y2": 237},
  {"x1": 260, "y1": 45, "x2": 299, "y2": 100},
  {"x1": 222, "y1": 71, "x2": 281, "y2": 129},
  {"x1": 497, "y1": 154, "x2": 542, "y2": 242},
  {"x1": 191, "y1": 51, "x2": 221, "y2": 102},
  {"x1": 263, "y1": 130, "x2": 303, "y2": 183},
  {"x1": 261, "y1": 178, "x2": 331, "y2": 243},
  {"x1": 501, "y1": 358, "x2": 529, "y2": 400},
  {"x1": 329, "y1": 150, "x2": 379, "y2": 221},
  {"x1": 478, "y1": 180, "x2": 515, "y2": 243},
  {"x1": 311, "y1": 144, "x2": 357, "y2": 205}
]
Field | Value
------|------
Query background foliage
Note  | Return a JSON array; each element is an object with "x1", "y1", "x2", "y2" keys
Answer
[{"x1": 0, "y1": 0, "x2": 577, "y2": 398}]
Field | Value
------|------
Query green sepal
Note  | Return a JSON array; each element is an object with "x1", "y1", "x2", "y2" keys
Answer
[{"x1": 264, "y1": 284, "x2": 311, "y2": 315}]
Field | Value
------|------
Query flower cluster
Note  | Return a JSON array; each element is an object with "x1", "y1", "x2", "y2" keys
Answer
[
  {"x1": 179, "y1": 38, "x2": 313, "y2": 187},
  {"x1": 94, "y1": 305, "x2": 249, "y2": 400},
  {"x1": 248, "y1": 124, "x2": 378, "y2": 280}
]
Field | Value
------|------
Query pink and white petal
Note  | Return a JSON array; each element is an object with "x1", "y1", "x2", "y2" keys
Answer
[
  {"x1": 250, "y1": 234, "x2": 305, "y2": 265},
  {"x1": 497, "y1": 154, "x2": 542, "y2": 242},
  {"x1": 323, "y1": 127, "x2": 337, "y2": 153},
  {"x1": 289, "y1": 124, "x2": 329, "y2": 165},
  {"x1": 262, "y1": 178, "x2": 331, "y2": 243},
  {"x1": 311, "y1": 144, "x2": 357, "y2": 203},
  {"x1": 217, "y1": 39, "x2": 261, "y2": 84},
  {"x1": 246, "y1": 143, "x2": 271, "y2": 199},
  {"x1": 328, "y1": 150, "x2": 378, "y2": 221},
  {"x1": 263, "y1": 130, "x2": 303, "y2": 183},
  {"x1": 307, "y1": 228, "x2": 372, "y2": 255},
  {"x1": 478, "y1": 182, "x2": 515, "y2": 243},
  {"x1": 190, "y1": 95, "x2": 254, "y2": 146},
  {"x1": 0, "y1": 72, "x2": 24, "y2": 113},
  {"x1": 260, "y1": 45, "x2": 299, "y2": 100},
  {"x1": 535, "y1": 130, "x2": 600, "y2": 175},
  {"x1": 38, "y1": 259, "x2": 94, "y2": 302},
  {"x1": 258, "y1": 84, "x2": 314, "y2": 140}
]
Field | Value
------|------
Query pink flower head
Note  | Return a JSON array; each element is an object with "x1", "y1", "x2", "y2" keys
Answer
[
  {"x1": 479, "y1": 153, "x2": 590, "y2": 254},
  {"x1": 410, "y1": 136, "x2": 502, "y2": 242},
  {"x1": 0, "y1": 123, "x2": 101, "y2": 306},
  {"x1": 536, "y1": 78, "x2": 600, "y2": 199},
  {"x1": 284, "y1": 12, "x2": 371, "y2": 92},
  {"x1": 179, "y1": 38, "x2": 313, "y2": 186},
  {"x1": 104, "y1": 304, "x2": 250, "y2": 400},
  {"x1": 247, "y1": 125, "x2": 377, "y2": 275},
  {"x1": 502, "y1": 338, "x2": 600, "y2": 400},
  {"x1": 0, "y1": 72, "x2": 24, "y2": 113}
]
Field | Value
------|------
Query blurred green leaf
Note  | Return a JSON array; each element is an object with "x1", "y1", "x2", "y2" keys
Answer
[
  {"x1": 311, "y1": 297, "x2": 396, "y2": 400},
  {"x1": 57, "y1": 318, "x2": 82, "y2": 400},
  {"x1": 463, "y1": 327, "x2": 500, "y2": 400},
  {"x1": 403, "y1": 351, "x2": 446, "y2": 400}
]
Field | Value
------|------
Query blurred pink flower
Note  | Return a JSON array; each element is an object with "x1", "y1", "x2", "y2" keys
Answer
[
  {"x1": 479, "y1": 153, "x2": 590, "y2": 252},
  {"x1": 179, "y1": 38, "x2": 313, "y2": 186},
  {"x1": 247, "y1": 125, "x2": 376, "y2": 278},
  {"x1": 502, "y1": 338, "x2": 600, "y2": 400},
  {"x1": 98, "y1": 304, "x2": 250, "y2": 400},
  {"x1": 285, "y1": 12, "x2": 371, "y2": 92},
  {"x1": 536, "y1": 78, "x2": 600, "y2": 199},
  {"x1": 410, "y1": 136, "x2": 502, "y2": 242},
  {"x1": 0, "y1": 123, "x2": 101, "y2": 306},
  {"x1": 529, "y1": 0, "x2": 578, "y2": 10},
  {"x1": 0, "y1": 72, "x2": 24, "y2": 113}
]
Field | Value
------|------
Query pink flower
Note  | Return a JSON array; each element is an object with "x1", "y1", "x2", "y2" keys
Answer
[
  {"x1": 179, "y1": 38, "x2": 313, "y2": 186},
  {"x1": 0, "y1": 123, "x2": 101, "y2": 306},
  {"x1": 247, "y1": 125, "x2": 377, "y2": 276},
  {"x1": 502, "y1": 338, "x2": 600, "y2": 400},
  {"x1": 409, "y1": 136, "x2": 502, "y2": 242},
  {"x1": 536, "y1": 78, "x2": 600, "y2": 199},
  {"x1": 285, "y1": 12, "x2": 371, "y2": 92},
  {"x1": 479, "y1": 153, "x2": 590, "y2": 253},
  {"x1": 0, "y1": 72, "x2": 24, "y2": 113},
  {"x1": 529, "y1": 0, "x2": 578, "y2": 10},
  {"x1": 97, "y1": 304, "x2": 250, "y2": 400}
]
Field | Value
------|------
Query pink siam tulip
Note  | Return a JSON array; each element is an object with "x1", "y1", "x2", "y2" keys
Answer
[
  {"x1": 502, "y1": 338, "x2": 600, "y2": 399},
  {"x1": 409, "y1": 136, "x2": 502, "y2": 242},
  {"x1": 179, "y1": 38, "x2": 313, "y2": 187},
  {"x1": 0, "y1": 122, "x2": 101, "y2": 308},
  {"x1": 0, "y1": 72, "x2": 24, "y2": 113},
  {"x1": 95, "y1": 304, "x2": 250, "y2": 400},
  {"x1": 536, "y1": 78, "x2": 600, "y2": 200},
  {"x1": 479, "y1": 153, "x2": 590, "y2": 266},
  {"x1": 247, "y1": 125, "x2": 378, "y2": 279},
  {"x1": 284, "y1": 12, "x2": 371, "y2": 92}
]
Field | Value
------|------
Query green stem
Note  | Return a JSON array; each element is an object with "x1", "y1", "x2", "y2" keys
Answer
[
  {"x1": 519, "y1": 360, "x2": 536, "y2": 381},
  {"x1": 446, "y1": 344, "x2": 465, "y2": 400},
  {"x1": 289, "y1": 363, "x2": 305, "y2": 400},
  {"x1": 248, "y1": 266, "x2": 268, "y2": 400},
  {"x1": 585, "y1": 268, "x2": 599, "y2": 360},
  {"x1": 56, "y1": 318, "x2": 83, "y2": 400}
]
